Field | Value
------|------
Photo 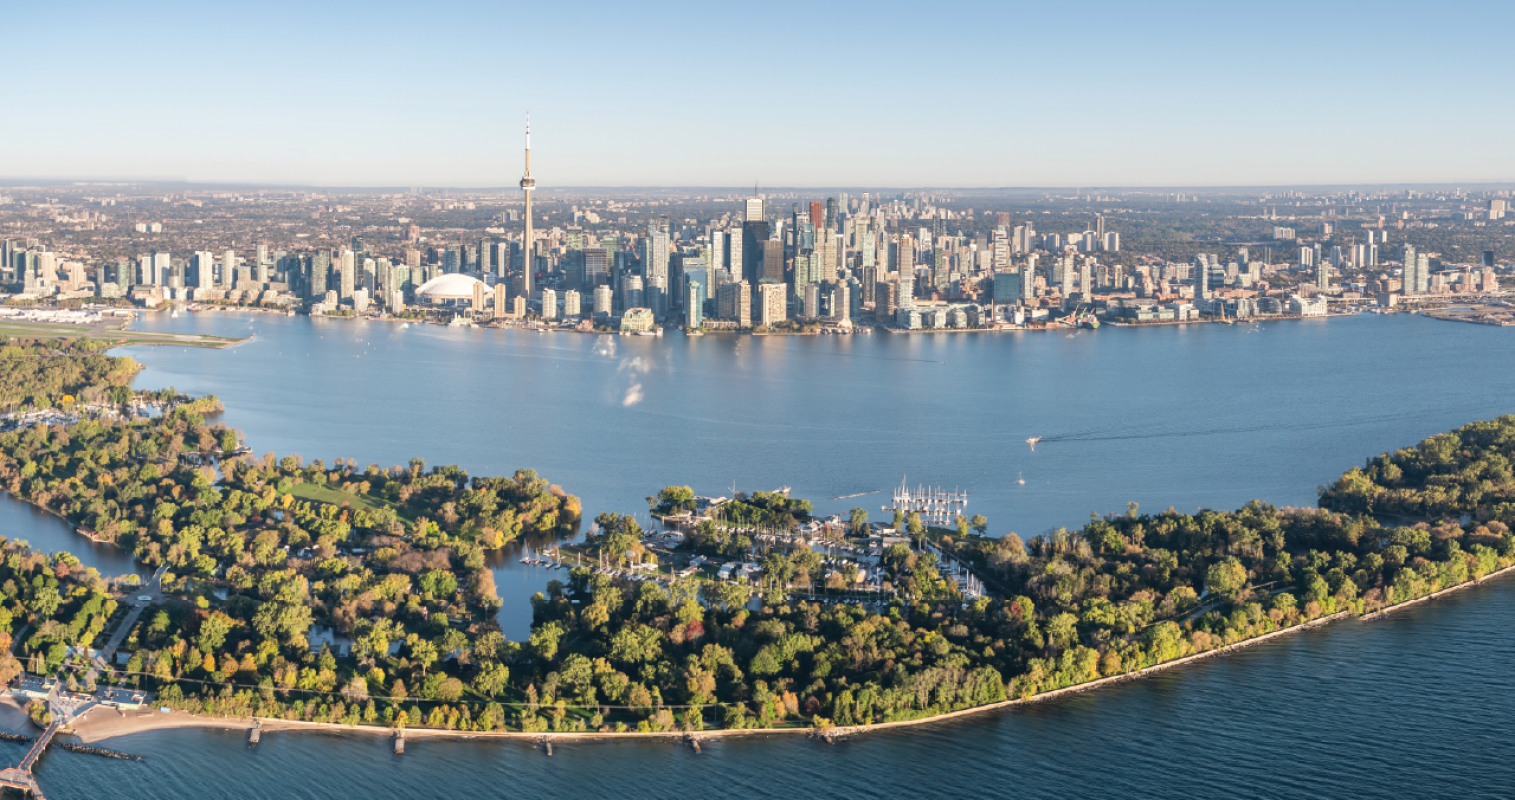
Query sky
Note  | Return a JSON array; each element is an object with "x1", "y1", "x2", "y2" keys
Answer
[{"x1": 6, "y1": 0, "x2": 1513, "y2": 188}]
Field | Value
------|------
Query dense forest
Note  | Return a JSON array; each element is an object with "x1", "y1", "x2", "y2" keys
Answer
[
  {"x1": 1, "y1": 337, "x2": 1512, "y2": 735},
  {"x1": 0, "y1": 339, "x2": 141, "y2": 413}
]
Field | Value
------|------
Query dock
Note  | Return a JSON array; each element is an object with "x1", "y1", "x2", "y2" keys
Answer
[{"x1": 393, "y1": 733, "x2": 404, "y2": 754}]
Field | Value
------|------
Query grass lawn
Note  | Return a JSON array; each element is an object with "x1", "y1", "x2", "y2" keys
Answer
[{"x1": 289, "y1": 482, "x2": 405, "y2": 517}]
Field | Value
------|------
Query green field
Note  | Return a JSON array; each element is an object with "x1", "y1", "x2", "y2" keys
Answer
[{"x1": 288, "y1": 482, "x2": 403, "y2": 516}]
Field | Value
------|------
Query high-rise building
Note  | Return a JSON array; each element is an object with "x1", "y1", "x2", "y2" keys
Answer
[
  {"x1": 564, "y1": 289, "x2": 581, "y2": 317},
  {"x1": 1195, "y1": 255, "x2": 1209, "y2": 300},
  {"x1": 1403, "y1": 244, "x2": 1418, "y2": 294},
  {"x1": 541, "y1": 289, "x2": 557, "y2": 320},
  {"x1": 709, "y1": 230, "x2": 725, "y2": 276},
  {"x1": 645, "y1": 230, "x2": 669, "y2": 283},
  {"x1": 745, "y1": 196, "x2": 764, "y2": 222},
  {"x1": 1317, "y1": 261, "x2": 1330, "y2": 290},
  {"x1": 593, "y1": 284, "x2": 613, "y2": 317},
  {"x1": 762, "y1": 240, "x2": 784, "y2": 284},
  {"x1": 520, "y1": 114, "x2": 536, "y2": 298},
  {"x1": 757, "y1": 282, "x2": 786, "y2": 327},
  {"x1": 802, "y1": 283, "x2": 820, "y2": 318},
  {"x1": 718, "y1": 280, "x2": 751, "y2": 326},
  {"x1": 741, "y1": 221, "x2": 769, "y2": 283},
  {"x1": 309, "y1": 252, "x2": 329, "y2": 300},
  {"x1": 339, "y1": 250, "x2": 355, "y2": 299},
  {"x1": 191, "y1": 251, "x2": 215, "y2": 289},
  {"x1": 809, "y1": 201, "x2": 824, "y2": 228},
  {"x1": 684, "y1": 279, "x2": 704, "y2": 329}
]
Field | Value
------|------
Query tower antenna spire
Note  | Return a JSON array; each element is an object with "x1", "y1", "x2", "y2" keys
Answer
[{"x1": 519, "y1": 112, "x2": 536, "y2": 299}]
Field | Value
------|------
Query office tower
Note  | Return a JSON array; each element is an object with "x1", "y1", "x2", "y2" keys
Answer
[
  {"x1": 1415, "y1": 254, "x2": 1430, "y2": 293},
  {"x1": 1095, "y1": 214, "x2": 1105, "y2": 240},
  {"x1": 809, "y1": 201, "x2": 824, "y2": 228},
  {"x1": 758, "y1": 282, "x2": 786, "y2": 326},
  {"x1": 803, "y1": 283, "x2": 820, "y2": 318},
  {"x1": 520, "y1": 114, "x2": 536, "y2": 298},
  {"x1": 645, "y1": 230, "x2": 669, "y2": 283},
  {"x1": 831, "y1": 282, "x2": 850, "y2": 322},
  {"x1": 745, "y1": 196, "x2": 764, "y2": 222},
  {"x1": 593, "y1": 284, "x2": 613, "y2": 316},
  {"x1": 256, "y1": 243, "x2": 269, "y2": 269},
  {"x1": 741, "y1": 220, "x2": 769, "y2": 283},
  {"x1": 897, "y1": 233, "x2": 915, "y2": 281},
  {"x1": 932, "y1": 247, "x2": 949, "y2": 289},
  {"x1": 622, "y1": 274, "x2": 644, "y2": 310},
  {"x1": 564, "y1": 289, "x2": 581, "y2": 317},
  {"x1": 726, "y1": 227, "x2": 743, "y2": 281},
  {"x1": 709, "y1": 230, "x2": 725, "y2": 275},
  {"x1": 718, "y1": 280, "x2": 751, "y2": 326},
  {"x1": 761, "y1": 240, "x2": 784, "y2": 284},
  {"x1": 1403, "y1": 244, "x2": 1417, "y2": 293},
  {"x1": 1104, "y1": 232, "x2": 1120, "y2": 252},
  {"x1": 685, "y1": 268, "x2": 708, "y2": 307},
  {"x1": 824, "y1": 198, "x2": 837, "y2": 231},
  {"x1": 1485, "y1": 250, "x2": 1497, "y2": 268}
]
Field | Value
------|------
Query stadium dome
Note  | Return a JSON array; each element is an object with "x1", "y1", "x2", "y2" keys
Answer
[{"x1": 415, "y1": 273, "x2": 490, "y2": 302}]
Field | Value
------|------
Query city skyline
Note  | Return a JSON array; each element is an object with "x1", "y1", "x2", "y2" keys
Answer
[{"x1": 6, "y1": 0, "x2": 1512, "y2": 188}]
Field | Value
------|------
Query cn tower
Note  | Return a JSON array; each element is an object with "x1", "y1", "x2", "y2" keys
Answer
[{"x1": 519, "y1": 113, "x2": 536, "y2": 298}]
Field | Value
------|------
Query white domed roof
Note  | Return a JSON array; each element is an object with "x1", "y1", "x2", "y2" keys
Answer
[{"x1": 416, "y1": 273, "x2": 490, "y2": 299}]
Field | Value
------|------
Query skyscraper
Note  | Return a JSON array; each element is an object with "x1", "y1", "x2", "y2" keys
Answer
[
  {"x1": 1403, "y1": 244, "x2": 1418, "y2": 294},
  {"x1": 520, "y1": 114, "x2": 536, "y2": 298}
]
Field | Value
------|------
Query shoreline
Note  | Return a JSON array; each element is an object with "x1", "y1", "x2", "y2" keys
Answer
[
  {"x1": 58, "y1": 563, "x2": 1515, "y2": 747},
  {"x1": 2, "y1": 471, "x2": 1511, "y2": 747}
]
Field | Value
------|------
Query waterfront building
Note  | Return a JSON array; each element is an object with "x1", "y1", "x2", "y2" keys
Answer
[
  {"x1": 717, "y1": 280, "x2": 751, "y2": 326},
  {"x1": 564, "y1": 289, "x2": 581, "y2": 318},
  {"x1": 415, "y1": 273, "x2": 493, "y2": 310},
  {"x1": 594, "y1": 284, "x2": 613, "y2": 318},
  {"x1": 620, "y1": 307, "x2": 656, "y2": 332},
  {"x1": 757, "y1": 282, "x2": 785, "y2": 327}
]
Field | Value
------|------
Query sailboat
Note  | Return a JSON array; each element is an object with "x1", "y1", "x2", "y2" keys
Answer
[{"x1": 1017, "y1": 472, "x2": 1025, "y2": 485}]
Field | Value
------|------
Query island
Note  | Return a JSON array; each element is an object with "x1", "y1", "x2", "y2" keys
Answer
[{"x1": 0, "y1": 335, "x2": 1511, "y2": 769}]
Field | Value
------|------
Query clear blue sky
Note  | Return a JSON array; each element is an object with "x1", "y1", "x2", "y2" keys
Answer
[{"x1": 7, "y1": 0, "x2": 1511, "y2": 188}]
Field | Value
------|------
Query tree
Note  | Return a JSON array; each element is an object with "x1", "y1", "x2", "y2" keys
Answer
[
  {"x1": 970, "y1": 515, "x2": 989, "y2": 536},
  {"x1": 1205, "y1": 557, "x2": 1248, "y2": 602},
  {"x1": 340, "y1": 676, "x2": 369, "y2": 704},
  {"x1": 848, "y1": 508, "x2": 869, "y2": 535},
  {"x1": 473, "y1": 662, "x2": 509, "y2": 698}
]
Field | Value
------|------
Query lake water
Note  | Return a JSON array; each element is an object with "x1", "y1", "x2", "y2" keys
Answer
[{"x1": 4, "y1": 310, "x2": 1515, "y2": 797}]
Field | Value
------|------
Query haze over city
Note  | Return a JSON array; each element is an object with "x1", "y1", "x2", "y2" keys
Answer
[{"x1": 8, "y1": 0, "x2": 1513, "y2": 187}]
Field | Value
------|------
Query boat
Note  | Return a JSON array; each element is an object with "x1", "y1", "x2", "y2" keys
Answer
[
  {"x1": 1026, "y1": 437, "x2": 1041, "y2": 451},
  {"x1": 1017, "y1": 472, "x2": 1025, "y2": 485}
]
